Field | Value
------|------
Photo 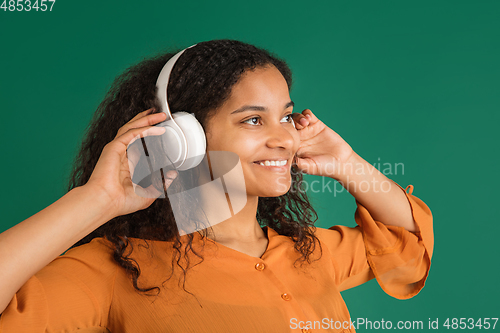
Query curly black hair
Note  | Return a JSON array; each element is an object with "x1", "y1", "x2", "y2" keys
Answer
[{"x1": 68, "y1": 39, "x2": 322, "y2": 300}]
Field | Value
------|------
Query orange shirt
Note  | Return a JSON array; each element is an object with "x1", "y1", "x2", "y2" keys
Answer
[{"x1": 0, "y1": 185, "x2": 433, "y2": 333}]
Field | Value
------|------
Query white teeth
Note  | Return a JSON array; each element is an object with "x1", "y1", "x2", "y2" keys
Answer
[{"x1": 258, "y1": 160, "x2": 287, "y2": 167}]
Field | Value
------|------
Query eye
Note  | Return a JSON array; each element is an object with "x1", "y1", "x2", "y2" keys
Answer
[
  {"x1": 282, "y1": 114, "x2": 293, "y2": 123},
  {"x1": 242, "y1": 114, "x2": 293, "y2": 126},
  {"x1": 242, "y1": 116, "x2": 261, "y2": 126}
]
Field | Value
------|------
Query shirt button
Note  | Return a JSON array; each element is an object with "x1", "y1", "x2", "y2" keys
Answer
[
  {"x1": 301, "y1": 329, "x2": 311, "y2": 333},
  {"x1": 281, "y1": 293, "x2": 291, "y2": 301},
  {"x1": 255, "y1": 263, "x2": 265, "y2": 271}
]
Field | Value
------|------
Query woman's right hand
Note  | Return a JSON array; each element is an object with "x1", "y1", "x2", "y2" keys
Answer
[{"x1": 84, "y1": 108, "x2": 177, "y2": 218}]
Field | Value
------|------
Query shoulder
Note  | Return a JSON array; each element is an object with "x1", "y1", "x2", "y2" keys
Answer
[
  {"x1": 1, "y1": 238, "x2": 120, "y2": 331},
  {"x1": 64, "y1": 237, "x2": 115, "y2": 257},
  {"x1": 37, "y1": 237, "x2": 119, "y2": 284},
  {"x1": 62, "y1": 237, "x2": 116, "y2": 265},
  {"x1": 5, "y1": 237, "x2": 123, "y2": 327},
  {"x1": 312, "y1": 225, "x2": 365, "y2": 259}
]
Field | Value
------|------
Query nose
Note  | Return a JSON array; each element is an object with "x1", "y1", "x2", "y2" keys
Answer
[{"x1": 264, "y1": 121, "x2": 296, "y2": 151}]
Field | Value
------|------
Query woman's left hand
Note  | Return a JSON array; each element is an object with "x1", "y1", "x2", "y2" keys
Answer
[{"x1": 292, "y1": 109, "x2": 353, "y2": 179}]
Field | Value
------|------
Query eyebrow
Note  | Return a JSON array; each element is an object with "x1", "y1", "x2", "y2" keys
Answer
[{"x1": 230, "y1": 101, "x2": 295, "y2": 115}]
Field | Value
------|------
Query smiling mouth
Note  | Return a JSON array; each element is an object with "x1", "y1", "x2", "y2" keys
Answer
[{"x1": 253, "y1": 160, "x2": 288, "y2": 169}]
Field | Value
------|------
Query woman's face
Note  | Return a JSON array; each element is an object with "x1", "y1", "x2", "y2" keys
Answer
[{"x1": 205, "y1": 65, "x2": 300, "y2": 197}]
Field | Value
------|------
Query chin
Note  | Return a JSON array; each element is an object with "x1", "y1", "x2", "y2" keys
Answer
[
  {"x1": 258, "y1": 192, "x2": 289, "y2": 198},
  {"x1": 243, "y1": 168, "x2": 292, "y2": 197},
  {"x1": 256, "y1": 180, "x2": 291, "y2": 198}
]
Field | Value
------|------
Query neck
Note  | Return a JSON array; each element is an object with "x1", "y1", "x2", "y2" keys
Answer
[{"x1": 205, "y1": 195, "x2": 265, "y2": 244}]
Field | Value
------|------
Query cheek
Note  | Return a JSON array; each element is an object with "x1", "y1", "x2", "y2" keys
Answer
[
  {"x1": 205, "y1": 132, "x2": 245, "y2": 156},
  {"x1": 205, "y1": 130, "x2": 228, "y2": 151}
]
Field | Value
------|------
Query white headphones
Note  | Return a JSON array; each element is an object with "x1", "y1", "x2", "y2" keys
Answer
[{"x1": 155, "y1": 44, "x2": 207, "y2": 171}]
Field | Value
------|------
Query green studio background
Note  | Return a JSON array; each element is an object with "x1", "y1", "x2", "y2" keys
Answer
[{"x1": 1, "y1": 0, "x2": 499, "y2": 331}]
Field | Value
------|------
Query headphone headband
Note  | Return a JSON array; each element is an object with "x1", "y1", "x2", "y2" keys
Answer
[{"x1": 156, "y1": 44, "x2": 197, "y2": 121}]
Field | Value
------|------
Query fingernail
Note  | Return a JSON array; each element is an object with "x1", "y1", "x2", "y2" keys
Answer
[
  {"x1": 300, "y1": 118, "x2": 308, "y2": 126},
  {"x1": 150, "y1": 127, "x2": 166, "y2": 135}
]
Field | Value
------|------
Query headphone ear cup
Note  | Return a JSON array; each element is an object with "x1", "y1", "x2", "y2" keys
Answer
[{"x1": 171, "y1": 112, "x2": 207, "y2": 170}]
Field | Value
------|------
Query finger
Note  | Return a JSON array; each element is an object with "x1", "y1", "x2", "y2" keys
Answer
[
  {"x1": 126, "y1": 141, "x2": 148, "y2": 183},
  {"x1": 302, "y1": 109, "x2": 317, "y2": 123},
  {"x1": 164, "y1": 169, "x2": 179, "y2": 180},
  {"x1": 115, "y1": 112, "x2": 167, "y2": 139},
  {"x1": 292, "y1": 113, "x2": 309, "y2": 130},
  {"x1": 119, "y1": 112, "x2": 166, "y2": 134},
  {"x1": 114, "y1": 126, "x2": 166, "y2": 151},
  {"x1": 121, "y1": 109, "x2": 157, "y2": 138},
  {"x1": 128, "y1": 108, "x2": 156, "y2": 123},
  {"x1": 126, "y1": 142, "x2": 142, "y2": 173}
]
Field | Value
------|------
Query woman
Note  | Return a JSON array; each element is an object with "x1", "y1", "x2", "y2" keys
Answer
[{"x1": 0, "y1": 39, "x2": 433, "y2": 332}]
